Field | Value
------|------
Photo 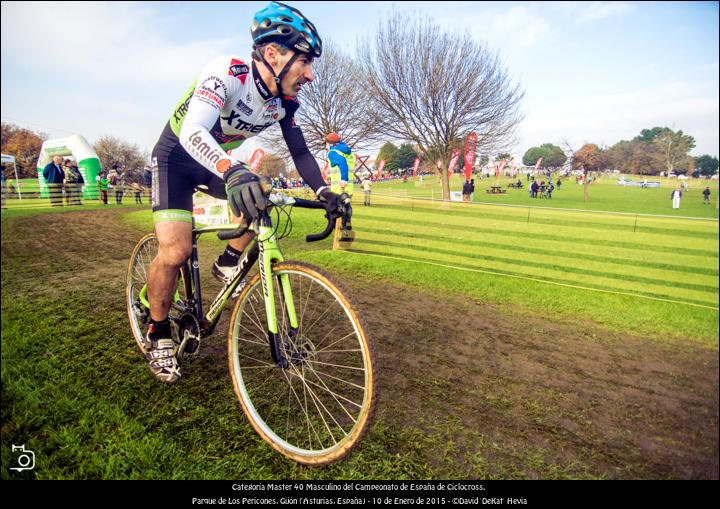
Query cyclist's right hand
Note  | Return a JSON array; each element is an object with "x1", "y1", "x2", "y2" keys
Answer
[
  {"x1": 224, "y1": 164, "x2": 271, "y2": 220},
  {"x1": 318, "y1": 188, "x2": 349, "y2": 215}
]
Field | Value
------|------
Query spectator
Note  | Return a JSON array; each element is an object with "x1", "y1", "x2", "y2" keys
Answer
[
  {"x1": 64, "y1": 161, "x2": 85, "y2": 205},
  {"x1": 462, "y1": 179, "x2": 472, "y2": 202},
  {"x1": 361, "y1": 176, "x2": 372, "y2": 206},
  {"x1": 131, "y1": 182, "x2": 144, "y2": 204},
  {"x1": 516, "y1": 178, "x2": 522, "y2": 188},
  {"x1": 107, "y1": 164, "x2": 124, "y2": 204},
  {"x1": 143, "y1": 164, "x2": 153, "y2": 202},
  {"x1": 547, "y1": 181, "x2": 554, "y2": 199},
  {"x1": 326, "y1": 132, "x2": 354, "y2": 198},
  {"x1": 97, "y1": 171, "x2": 109, "y2": 205},
  {"x1": 43, "y1": 155, "x2": 65, "y2": 206},
  {"x1": 531, "y1": 179, "x2": 539, "y2": 198},
  {"x1": 702, "y1": 186, "x2": 711, "y2": 205},
  {"x1": 671, "y1": 187, "x2": 682, "y2": 209},
  {"x1": 556, "y1": 178, "x2": 561, "y2": 190}
]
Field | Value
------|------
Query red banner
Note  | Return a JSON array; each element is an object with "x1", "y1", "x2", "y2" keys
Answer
[
  {"x1": 534, "y1": 157, "x2": 543, "y2": 171},
  {"x1": 412, "y1": 157, "x2": 420, "y2": 178},
  {"x1": 447, "y1": 149, "x2": 461, "y2": 178},
  {"x1": 249, "y1": 148, "x2": 265, "y2": 172},
  {"x1": 463, "y1": 133, "x2": 478, "y2": 181},
  {"x1": 377, "y1": 160, "x2": 385, "y2": 179}
]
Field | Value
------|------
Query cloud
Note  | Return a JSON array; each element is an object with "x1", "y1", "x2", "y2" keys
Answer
[
  {"x1": 518, "y1": 80, "x2": 719, "y2": 156},
  {"x1": 0, "y1": 2, "x2": 244, "y2": 85},
  {"x1": 576, "y1": 2, "x2": 636, "y2": 24}
]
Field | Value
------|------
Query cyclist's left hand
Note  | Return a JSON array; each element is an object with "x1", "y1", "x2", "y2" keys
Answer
[{"x1": 318, "y1": 188, "x2": 344, "y2": 215}]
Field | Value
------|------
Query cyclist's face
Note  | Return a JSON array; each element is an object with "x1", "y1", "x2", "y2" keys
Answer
[{"x1": 281, "y1": 53, "x2": 314, "y2": 97}]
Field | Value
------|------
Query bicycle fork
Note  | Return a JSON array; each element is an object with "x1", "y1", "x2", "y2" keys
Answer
[{"x1": 257, "y1": 225, "x2": 301, "y2": 369}]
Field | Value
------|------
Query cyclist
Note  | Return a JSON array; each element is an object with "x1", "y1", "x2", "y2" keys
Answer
[{"x1": 144, "y1": 1, "x2": 341, "y2": 383}]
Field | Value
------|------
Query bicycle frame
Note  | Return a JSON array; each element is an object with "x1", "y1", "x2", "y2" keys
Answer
[{"x1": 138, "y1": 215, "x2": 299, "y2": 360}]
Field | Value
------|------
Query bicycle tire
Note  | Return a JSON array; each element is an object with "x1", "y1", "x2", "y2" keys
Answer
[
  {"x1": 126, "y1": 233, "x2": 189, "y2": 354},
  {"x1": 227, "y1": 261, "x2": 377, "y2": 465}
]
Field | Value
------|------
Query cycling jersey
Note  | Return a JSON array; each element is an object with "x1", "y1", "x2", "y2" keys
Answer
[{"x1": 151, "y1": 55, "x2": 325, "y2": 219}]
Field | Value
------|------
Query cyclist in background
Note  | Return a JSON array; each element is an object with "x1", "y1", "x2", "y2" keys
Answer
[{"x1": 144, "y1": 1, "x2": 342, "y2": 383}]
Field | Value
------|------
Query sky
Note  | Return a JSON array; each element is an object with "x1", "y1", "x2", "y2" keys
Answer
[{"x1": 1, "y1": 1, "x2": 718, "y2": 164}]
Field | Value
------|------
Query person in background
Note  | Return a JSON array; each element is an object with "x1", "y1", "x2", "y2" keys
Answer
[
  {"x1": 671, "y1": 187, "x2": 682, "y2": 209},
  {"x1": 702, "y1": 186, "x2": 711, "y2": 205},
  {"x1": 43, "y1": 155, "x2": 65, "y2": 206},
  {"x1": 64, "y1": 161, "x2": 85, "y2": 205},
  {"x1": 361, "y1": 175, "x2": 372, "y2": 206},
  {"x1": 131, "y1": 181, "x2": 144, "y2": 204},
  {"x1": 326, "y1": 132, "x2": 354, "y2": 197},
  {"x1": 97, "y1": 171, "x2": 109, "y2": 205},
  {"x1": 143, "y1": 164, "x2": 153, "y2": 202}
]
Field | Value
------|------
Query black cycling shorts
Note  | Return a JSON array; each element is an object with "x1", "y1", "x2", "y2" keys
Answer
[{"x1": 150, "y1": 121, "x2": 227, "y2": 222}]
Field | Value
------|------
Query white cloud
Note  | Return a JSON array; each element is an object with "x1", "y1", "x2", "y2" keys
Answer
[
  {"x1": 0, "y1": 1, "x2": 244, "y2": 85},
  {"x1": 576, "y1": 2, "x2": 636, "y2": 24},
  {"x1": 518, "y1": 80, "x2": 719, "y2": 156}
]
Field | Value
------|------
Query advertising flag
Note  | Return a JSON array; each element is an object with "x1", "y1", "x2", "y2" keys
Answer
[
  {"x1": 412, "y1": 157, "x2": 420, "y2": 178},
  {"x1": 447, "y1": 149, "x2": 461, "y2": 178},
  {"x1": 534, "y1": 157, "x2": 543, "y2": 171},
  {"x1": 377, "y1": 159, "x2": 385, "y2": 179},
  {"x1": 249, "y1": 148, "x2": 265, "y2": 172},
  {"x1": 463, "y1": 133, "x2": 478, "y2": 181}
]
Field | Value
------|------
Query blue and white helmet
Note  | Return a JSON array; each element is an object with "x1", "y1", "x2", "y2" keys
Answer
[{"x1": 252, "y1": 1, "x2": 322, "y2": 58}]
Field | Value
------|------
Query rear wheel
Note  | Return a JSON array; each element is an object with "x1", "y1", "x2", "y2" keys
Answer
[{"x1": 228, "y1": 261, "x2": 377, "y2": 465}]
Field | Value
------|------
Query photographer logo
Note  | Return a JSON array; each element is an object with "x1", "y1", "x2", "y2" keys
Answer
[{"x1": 11, "y1": 444, "x2": 35, "y2": 472}]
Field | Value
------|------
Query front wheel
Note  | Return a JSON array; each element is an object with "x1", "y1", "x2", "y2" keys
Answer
[{"x1": 228, "y1": 261, "x2": 377, "y2": 465}]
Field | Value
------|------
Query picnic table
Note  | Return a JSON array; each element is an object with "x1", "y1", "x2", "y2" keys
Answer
[
  {"x1": 507, "y1": 182, "x2": 523, "y2": 189},
  {"x1": 486, "y1": 185, "x2": 507, "y2": 194}
]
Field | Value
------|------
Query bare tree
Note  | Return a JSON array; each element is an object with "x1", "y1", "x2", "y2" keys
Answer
[
  {"x1": 357, "y1": 13, "x2": 524, "y2": 199},
  {"x1": 259, "y1": 42, "x2": 387, "y2": 166}
]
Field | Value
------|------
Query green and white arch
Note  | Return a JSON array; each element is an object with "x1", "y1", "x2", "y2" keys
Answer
[{"x1": 36, "y1": 134, "x2": 102, "y2": 199}]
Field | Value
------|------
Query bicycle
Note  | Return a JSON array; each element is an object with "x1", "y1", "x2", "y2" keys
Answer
[{"x1": 126, "y1": 190, "x2": 377, "y2": 465}]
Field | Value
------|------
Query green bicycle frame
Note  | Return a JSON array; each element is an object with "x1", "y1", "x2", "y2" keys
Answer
[{"x1": 257, "y1": 224, "x2": 299, "y2": 334}]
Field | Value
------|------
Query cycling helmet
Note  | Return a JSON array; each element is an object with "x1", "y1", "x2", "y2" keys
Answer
[
  {"x1": 252, "y1": 2, "x2": 322, "y2": 58},
  {"x1": 325, "y1": 132, "x2": 341, "y2": 144}
]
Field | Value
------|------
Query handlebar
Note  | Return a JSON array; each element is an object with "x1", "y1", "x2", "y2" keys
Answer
[{"x1": 216, "y1": 191, "x2": 350, "y2": 243}]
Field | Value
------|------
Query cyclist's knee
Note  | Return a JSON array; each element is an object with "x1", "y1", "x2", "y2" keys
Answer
[{"x1": 156, "y1": 243, "x2": 192, "y2": 267}]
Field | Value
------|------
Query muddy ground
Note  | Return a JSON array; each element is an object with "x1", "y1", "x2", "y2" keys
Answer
[{"x1": 3, "y1": 207, "x2": 718, "y2": 479}]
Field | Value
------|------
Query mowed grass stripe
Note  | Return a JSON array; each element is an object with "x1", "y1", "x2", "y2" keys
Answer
[
  {"x1": 371, "y1": 201, "x2": 719, "y2": 239},
  {"x1": 347, "y1": 245, "x2": 717, "y2": 309},
  {"x1": 353, "y1": 235, "x2": 718, "y2": 297},
  {"x1": 358, "y1": 225, "x2": 719, "y2": 278},
  {"x1": 358, "y1": 212, "x2": 719, "y2": 259}
]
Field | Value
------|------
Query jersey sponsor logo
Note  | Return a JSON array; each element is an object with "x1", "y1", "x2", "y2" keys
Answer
[
  {"x1": 235, "y1": 100, "x2": 253, "y2": 116},
  {"x1": 188, "y1": 130, "x2": 226, "y2": 168},
  {"x1": 221, "y1": 110, "x2": 275, "y2": 133},
  {"x1": 229, "y1": 59, "x2": 249, "y2": 84},
  {"x1": 173, "y1": 93, "x2": 193, "y2": 123},
  {"x1": 194, "y1": 76, "x2": 227, "y2": 109},
  {"x1": 254, "y1": 75, "x2": 273, "y2": 101}
]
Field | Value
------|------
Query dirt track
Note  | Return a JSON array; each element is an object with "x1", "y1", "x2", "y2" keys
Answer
[{"x1": 4, "y1": 207, "x2": 718, "y2": 479}]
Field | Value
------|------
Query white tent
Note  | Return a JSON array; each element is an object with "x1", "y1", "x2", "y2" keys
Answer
[{"x1": 1, "y1": 153, "x2": 21, "y2": 200}]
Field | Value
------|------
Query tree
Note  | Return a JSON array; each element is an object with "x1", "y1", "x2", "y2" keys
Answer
[
  {"x1": 376, "y1": 142, "x2": 398, "y2": 172},
  {"x1": 358, "y1": 13, "x2": 523, "y2": 199},
  {"x1": 93, "y1": 135, "x2": 148, "y2": 183},
  {"x1": 522, "y1": 143, "x2": 566, "y2": 169},
  {"x1": 257, "y1": 152, "x2": 287, "y2": 178},
  {"x1": 1, "y1": 123, "x2": 48, "y2": 178},
  {"x1": 634, "y1": 127, "x2": 668, "y2": 144},
  {"x1": 260, "y1": 43, "x2": 386, "y2": 160},
  {"x1": 695, "y1": 155, "x2": 719, "y2": 177},
  {"x1": 606, "y1": 139, "x2": 663, "y2": 175},
  {"x1": 497, "y1": 152, "x2": 512, "y2": 161},
  {"x1": 392, "y1": 143, "x2": 418, "y2": 172},
  {"x1": 572, "y1": 143, "x2": 608, "y2": 204},
  {"x1": 652, "y1": 129, "x2": 695, "y2": 175}
]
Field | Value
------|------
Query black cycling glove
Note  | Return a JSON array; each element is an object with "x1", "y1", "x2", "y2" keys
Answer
[{"x1": 224, "y1": 164, "x2": 271, "y2": 220}]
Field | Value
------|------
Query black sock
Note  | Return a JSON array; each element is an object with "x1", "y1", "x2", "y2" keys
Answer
[
  {"x1": 217, "y1": 245, "x2": 243, "y2": 267},
  {"x1": 148, "y1": 318, "x2": 171, "y2": 340}
]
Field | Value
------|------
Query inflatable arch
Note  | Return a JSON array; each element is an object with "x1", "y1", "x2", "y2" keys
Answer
[{"x1": 36, "y1": 134, "x2": 102, "y2": 199}]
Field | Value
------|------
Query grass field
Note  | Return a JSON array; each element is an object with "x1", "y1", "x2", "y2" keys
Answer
[
  {"x1": 1, "y1": 179, "x2": 718, "y2": 479},
  {"x1": 376, "y1": 175, "x2": 720, "y2": 218}
]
